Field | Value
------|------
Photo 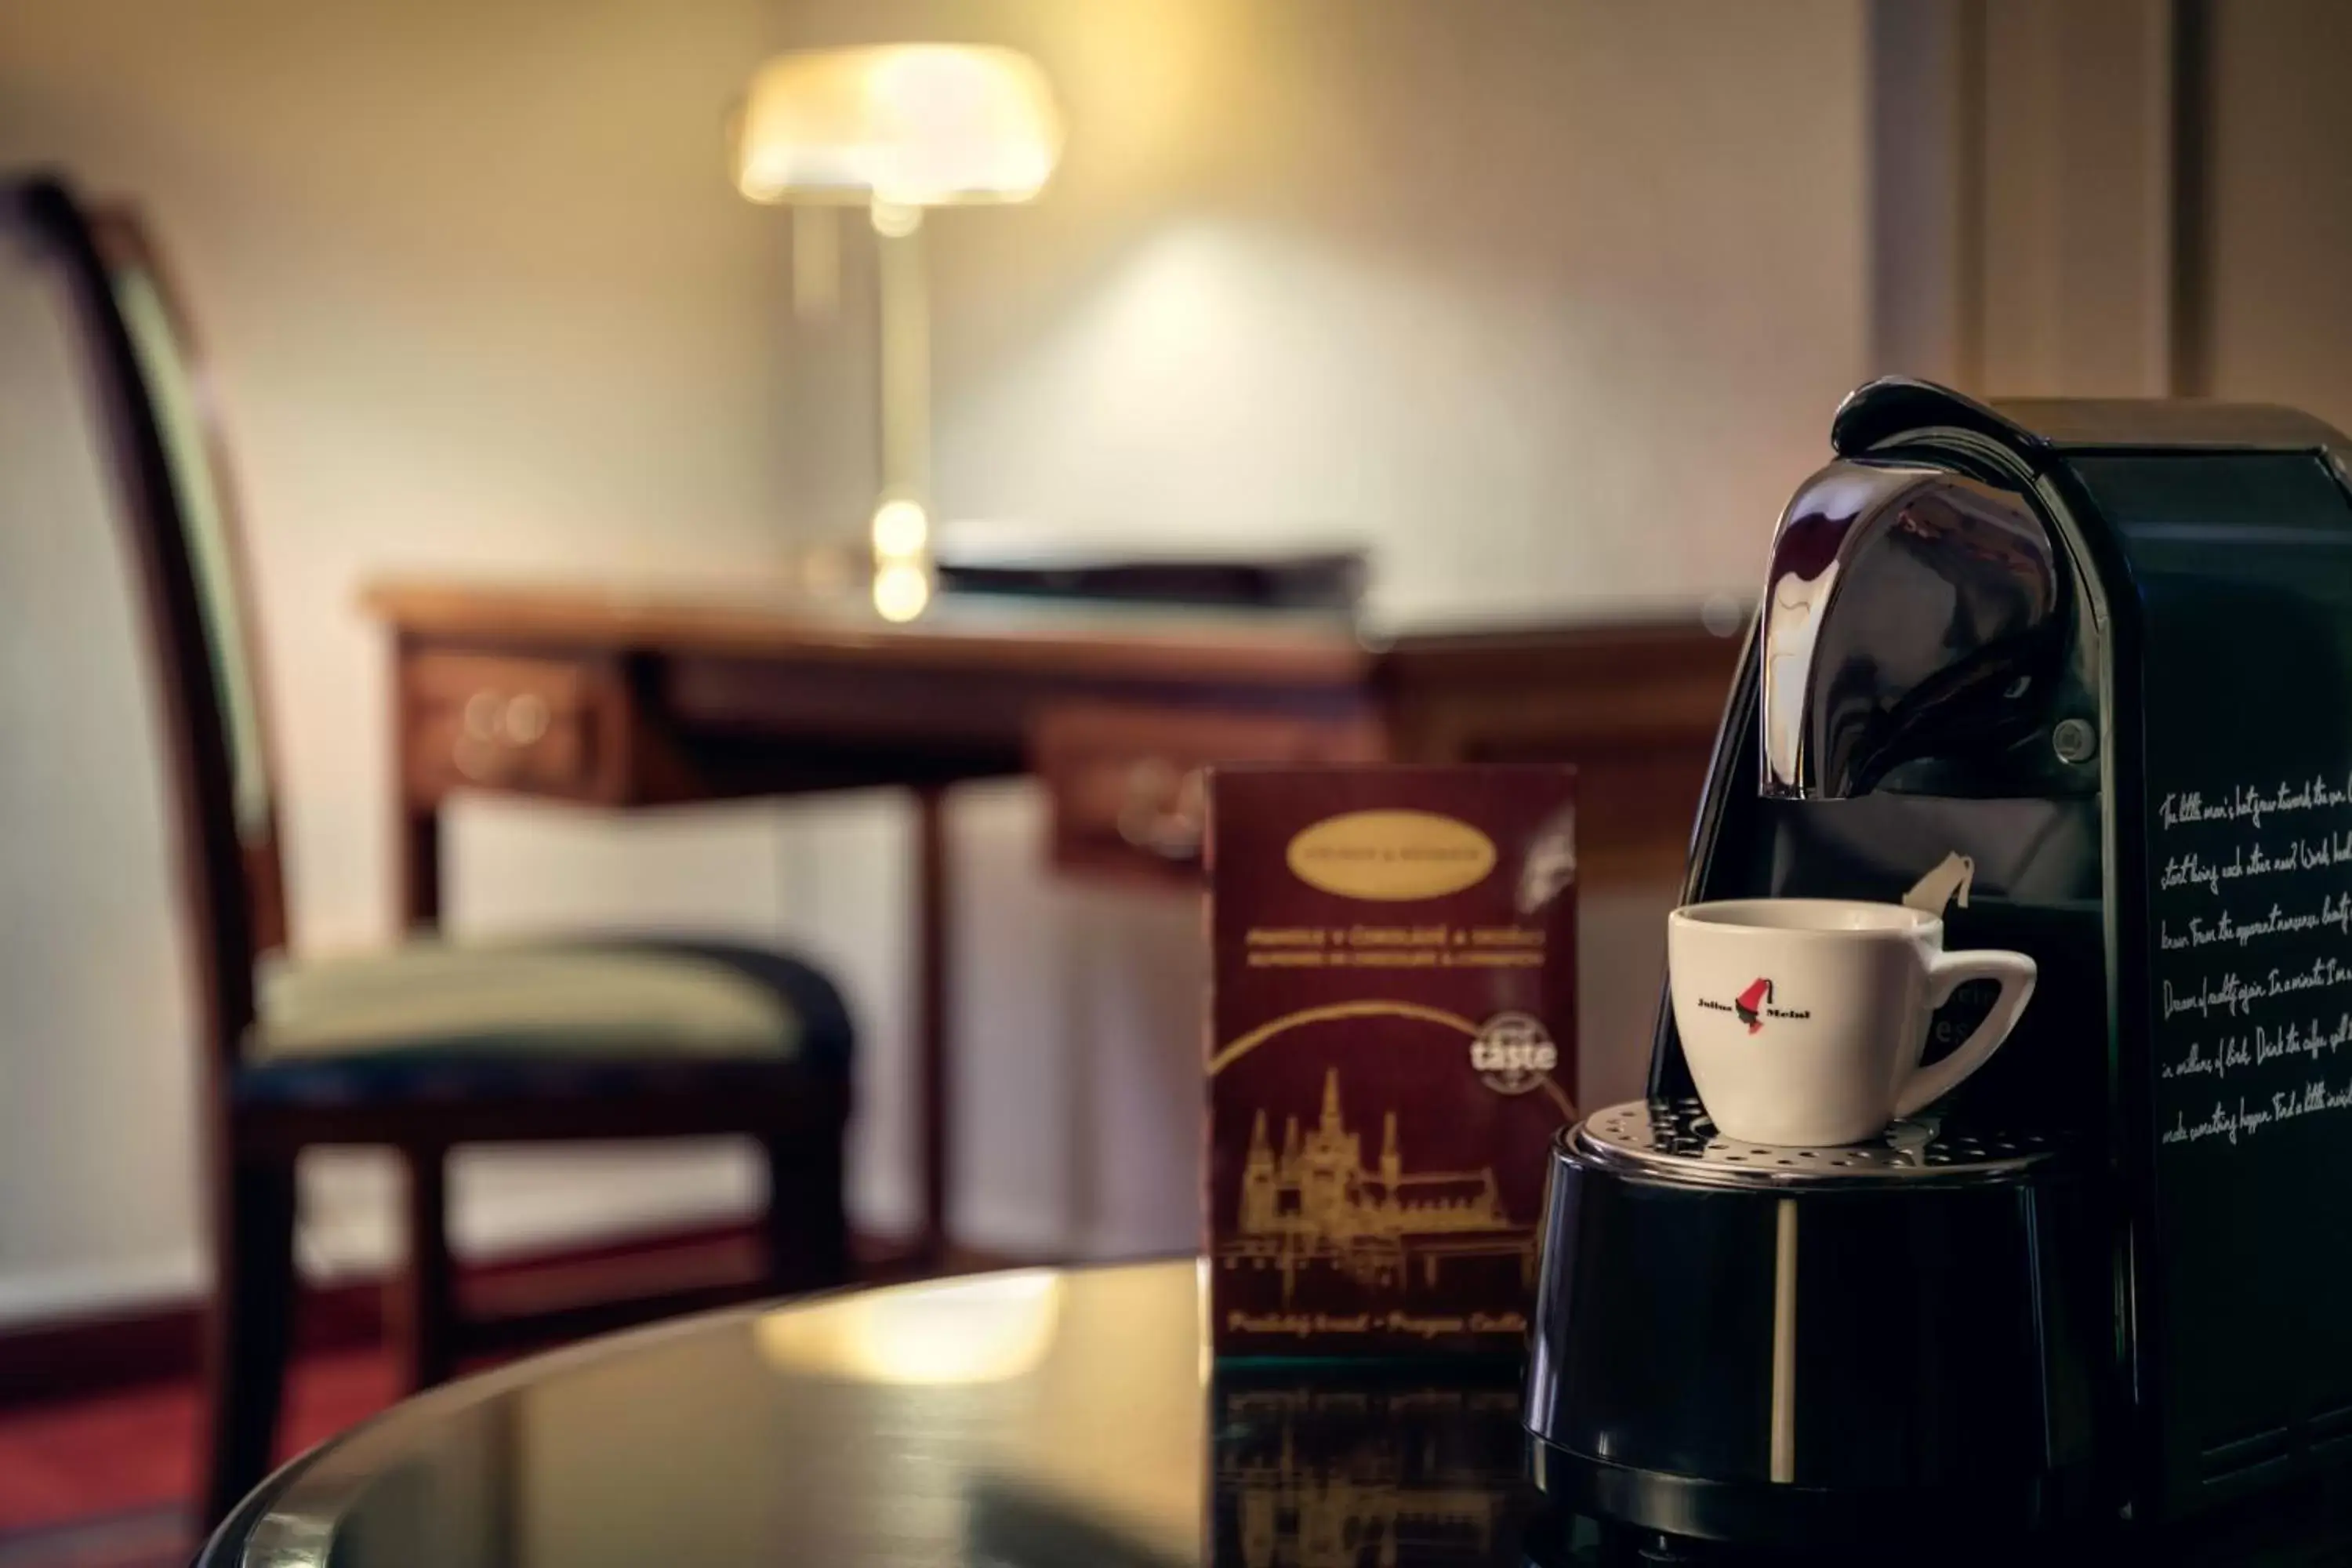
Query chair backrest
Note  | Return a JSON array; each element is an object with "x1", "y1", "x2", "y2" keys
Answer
[{"x1": 10, "y1": 174, "x2": 287, "y2": 1065}]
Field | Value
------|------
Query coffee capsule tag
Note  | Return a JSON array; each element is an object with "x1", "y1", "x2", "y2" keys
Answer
[{"x1": 1903, "y1": 851, "x2": 1976, "y2": 916}]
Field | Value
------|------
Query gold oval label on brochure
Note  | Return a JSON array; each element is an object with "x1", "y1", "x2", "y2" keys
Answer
[{"x1": 1285, "y1": 810, "x2": 1497, "y2": 901}]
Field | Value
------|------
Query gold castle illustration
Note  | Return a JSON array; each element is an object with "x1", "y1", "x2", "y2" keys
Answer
[{"x1": 1221, "y1": 1069, "x2": 1535, "y2": 1301}]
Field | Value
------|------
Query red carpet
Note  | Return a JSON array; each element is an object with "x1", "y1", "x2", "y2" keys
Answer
[{"x1": 0, "y1": 1348, "x2": 397, "y2": 1543}]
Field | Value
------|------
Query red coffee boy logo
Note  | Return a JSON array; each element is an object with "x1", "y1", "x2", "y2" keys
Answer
[
  {"x1": 1697, "y1": 977, "x2": 1809, "y2": 1034},
  {"x1": 1733, "y1": 978, "x2": 1772, "y2": 1034}
]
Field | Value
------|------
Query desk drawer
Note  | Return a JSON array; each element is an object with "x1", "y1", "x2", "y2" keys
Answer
[
  {"x1": 1033, "y1": 703, "x2": 1384, "y2": 884},
  {"x1": 401, "y1": 652, "x2": 615, "y2": 802}
]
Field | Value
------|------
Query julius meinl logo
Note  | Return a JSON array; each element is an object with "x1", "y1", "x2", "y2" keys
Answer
[{"x1": 1696, "y1": 978, "x2": 1812, "y2": 1035}]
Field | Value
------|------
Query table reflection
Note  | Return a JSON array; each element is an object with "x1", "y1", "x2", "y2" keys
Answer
[
  {"x1": 753, "y1": 1268, "x2": 1067, "y2": 1386},
  {"x1": 1211, "y1": 1378, "x2": 1535, "y2": 1568}
]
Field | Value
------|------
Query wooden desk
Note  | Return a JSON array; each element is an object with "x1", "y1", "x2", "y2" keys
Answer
[{"x1": 367, "y1": 581, "x2": 1740, "y2": 1261}]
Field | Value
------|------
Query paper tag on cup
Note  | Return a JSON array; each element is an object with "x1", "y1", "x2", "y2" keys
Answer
[{"x1": 1903, "y1": 852, "x2": 1975, "y2": 916}]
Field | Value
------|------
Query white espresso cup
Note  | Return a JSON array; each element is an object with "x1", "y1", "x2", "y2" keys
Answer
[{"x1": 1667, "y1": 898, "x2": 2037, "y2": 1147}]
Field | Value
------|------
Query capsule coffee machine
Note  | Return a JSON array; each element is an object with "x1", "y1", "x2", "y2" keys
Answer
[{"x1": 1526, "y1": 379, "x2": 2352, "y2": 1546}]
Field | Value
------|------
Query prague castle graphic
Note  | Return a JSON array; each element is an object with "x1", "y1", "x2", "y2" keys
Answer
[
  {"x1": 1218, "y1": 1069, "x2": 1536, "y2": 1301},
  {"x1": 1216, "y1": 1385, "x2": 1526, "y2": 1568}
]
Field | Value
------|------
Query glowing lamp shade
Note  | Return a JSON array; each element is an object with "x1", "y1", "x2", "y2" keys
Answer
[{"x1": 733, "y1": 45, "x2": 1062, "y2": 209}]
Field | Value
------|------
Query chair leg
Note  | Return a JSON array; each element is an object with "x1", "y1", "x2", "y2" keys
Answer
[
  {"x1": 200, "y1": 1155, "x2": 298, "y2": 1530},
  {"x1": 760, "y1": 1124, "x2": 849, "y2": 1294},
  {"x1": 392, "y1": 1147, "x2": 458, "y2": 1392}
]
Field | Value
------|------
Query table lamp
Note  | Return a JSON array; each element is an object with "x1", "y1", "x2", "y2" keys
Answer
[{"x1": 732, "y1": 44, "x2": 1063, "y2": 621}]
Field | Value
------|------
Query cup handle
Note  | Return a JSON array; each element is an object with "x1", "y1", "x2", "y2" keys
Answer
[{"x1": 1893, "y1": 949, "x2": 2038, "y2": 1120}]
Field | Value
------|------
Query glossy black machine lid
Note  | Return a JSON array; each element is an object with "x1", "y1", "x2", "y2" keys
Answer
[{"x1": 1830, "y1": 376, "x2": 2352, "y2": 466}]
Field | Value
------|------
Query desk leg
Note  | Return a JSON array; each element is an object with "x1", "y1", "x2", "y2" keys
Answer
[
  {"x1": 915, "y1": 783, "x2": 949, "y2": 1266},
  {"x1": 391, "y1": 641, "x2": 443, "y2": 934},
  {"x1": 397, "y1": 804, "x2": 443, "y2": 934}
]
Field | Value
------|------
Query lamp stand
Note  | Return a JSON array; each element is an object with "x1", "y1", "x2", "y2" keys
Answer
[{"x1": 870, "y1": 201, "x2": 931, "y2": 619}]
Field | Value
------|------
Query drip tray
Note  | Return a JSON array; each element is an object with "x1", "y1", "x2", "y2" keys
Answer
[{"x1": 1573, "y1": 1098, "x2": 2067, "y2": 1189}]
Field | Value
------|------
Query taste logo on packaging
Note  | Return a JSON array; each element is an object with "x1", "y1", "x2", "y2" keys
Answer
[
  {"x1": 1470, "y1": 1011, "x2": 1558, "y2": 1094},
  {"x1": 1697, "y1": 977, "x2": 1812, "y2": 1034}
]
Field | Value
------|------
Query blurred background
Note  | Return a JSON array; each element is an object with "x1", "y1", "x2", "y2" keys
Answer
[{"x1": 0, "y1": 0, "x2": 2346, "y2": 1544}]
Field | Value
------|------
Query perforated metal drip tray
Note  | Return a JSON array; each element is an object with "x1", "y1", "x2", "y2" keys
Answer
[{"x1": 1571, "y1": 1098, "x2": 2078, "y2": 1189}]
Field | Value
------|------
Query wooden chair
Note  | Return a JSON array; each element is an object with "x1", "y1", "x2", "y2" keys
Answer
[{"x1": 5, "y1": 175, "x2": 856, "y2": 1527}]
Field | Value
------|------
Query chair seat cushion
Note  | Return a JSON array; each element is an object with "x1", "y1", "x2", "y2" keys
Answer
[{"x1": 234, "y1": 937, "x2": 852, "y2": 1105}]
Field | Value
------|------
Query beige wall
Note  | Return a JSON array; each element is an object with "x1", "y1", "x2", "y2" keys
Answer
[
  {"x1": 821, "y1": 0, "x2": 1871, "y2": 620},
  {"x1": 1868, "y1": 0, "x2": 2179, "y2": 399},
  {"x1": 0, "y1": 0, "x2": 1868, "y2": 1316},
  {"x1": 1875, "y1": 0, "x2": 2352, "y2": 425},
  {"x1": 2206, "y1": 0, "x2": 2352, "y2": 429},
  {"x1": 1976, "y1": 0, "x2": 2175, "y2": 398},
  {"x1": 0, "y1": 252, "x2": 202, "y2": 1313}
]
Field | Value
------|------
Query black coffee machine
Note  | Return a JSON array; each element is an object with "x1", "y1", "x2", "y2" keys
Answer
[{"x1": 1525, "y1": 379, "x2": 2352, "y2": 1547}]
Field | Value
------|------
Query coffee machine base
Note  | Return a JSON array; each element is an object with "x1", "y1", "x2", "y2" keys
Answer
[
  {"x1": 1523, "y1": 1103, "x2": 2112, "y2": 1548},
  {"x1": 1524, "y1": 1448, "x2": 2117, "y2": 1542},
  {"x1": 1530, "y1": 1444, "x2": 2106, "y2": 1551}
]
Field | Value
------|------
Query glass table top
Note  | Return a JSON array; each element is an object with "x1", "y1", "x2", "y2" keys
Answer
[
  {"x1": 204, "y1": 1260, "x2": 1541, "y2": 1568},
  {"x1": 201, "y1": 1259, "x2": 2352, "y2": 1568}
]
